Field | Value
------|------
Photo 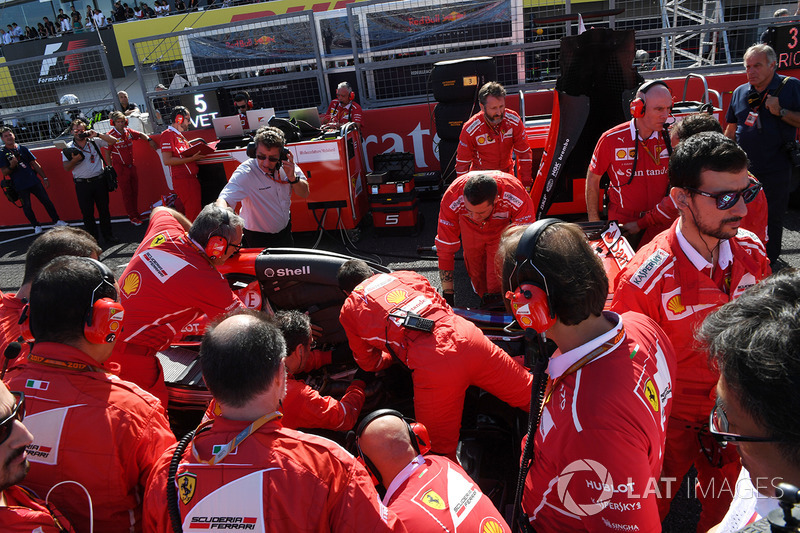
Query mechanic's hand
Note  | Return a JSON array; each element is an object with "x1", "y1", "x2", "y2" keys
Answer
[
  {"x1": 353, "y1": 367, "x2": 376, "y2": 386},
  {"x1": 621, "y1": 221, "x2": 641, "y2": 236},
  {"x1": 442, "y1": 291, "x2": 455, "y2": 308}
]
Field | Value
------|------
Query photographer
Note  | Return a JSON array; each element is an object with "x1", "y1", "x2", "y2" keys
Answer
[
  {"x1": 62, "y1": 119, "x2": 119, "y2": 245},
  {"x1": 698, "y1": 268, "x2": 800, "y2": 531},
  {"x1": 215, "y1": 126, "x2": 308, "y2": 248},
  {"x1": 0, "y1": 126, "x2": 65, "y2": 234},
  {"x1": 725, "y1": 43, "x2": 800, "y2": 265}
]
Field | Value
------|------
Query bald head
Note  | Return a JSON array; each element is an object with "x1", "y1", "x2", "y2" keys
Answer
[{"x1": 358, "y1": 415, "x2": 417, "y2": 487}]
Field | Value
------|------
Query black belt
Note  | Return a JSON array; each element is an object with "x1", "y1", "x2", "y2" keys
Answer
[{"x1": 74, "y1": 175, "x2": 103, "y2": 183}]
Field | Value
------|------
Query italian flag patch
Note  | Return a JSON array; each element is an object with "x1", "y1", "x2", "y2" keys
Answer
[{"x1": 25, "y1": 379, "x2": 48, "y2": 391}]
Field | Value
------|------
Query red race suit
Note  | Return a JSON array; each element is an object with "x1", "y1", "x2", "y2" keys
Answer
[
  {"x1": 455, "y1": 110, "x2": 533, "y2": 188},
  {"x1": 384, "y1": 454, "x2": 510, "y2": 532},
  {"x1": 339, "y1": 270, "x2": 533, "y2": 457},
  {"x1": 436, "y1": 171, "x2": 534, "y2": 297},
  {"x1": 611, "y1": 221, "x2": 771, "y2": 530},
  {"x1": 107, "y1": 126, "x2": 146, "y2": 220},
  {"x1": 0, "y1": 292, "x2": 28, "y2": 369},
  {"x1": 143, "y1": 416, "x2": 408, "y2": 533},
  {"x1": 589, "y1": 120, "x2": 670, "y2": 231},
  {"x1": 203, "y1": 376, "x2": 366, "y2": 431},
  {"x1": 111, "y1": 209, "x2": 244, "y2": 405},
  {"x1": 0, "y1": 485, "x2": 75, "y2": 532},
  {"x1": 4, "y1": 342, "x2": 176, "y2": 533},
  {"x1": 524, "y1": 311, "x2": 676, "y2": 533},
  {"x1": 160, "y1": 126, "x2": 201, "y2": 220},
  {"x1": 322, "y1": 99, "x2": 363, "y2": 129}
]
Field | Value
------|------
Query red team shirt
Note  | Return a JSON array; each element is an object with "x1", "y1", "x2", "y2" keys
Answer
[
  {"x1": 107, "y1": 126, "x2": 145, "y2": 167},
  {"x1": 589, "y1": 120, "x2": 670, "y2": 227},
  {"x1": 455, "y1": 110, "x2": 533, "y2": 187},
  {"x1": 524, "y1": 312, "x2": 676, "y2": 533},
  {"x1": 159, "y1": 126, "x2": 197, "y2": 180},
  {"x1": 143, "y1": 417, "x2": 407, "y2": 532},
  {"x1": 0, "y1": 485, "x2": 75, "y2": 532},
  {"x1": 383, "y1": 454, "x2": 510, "y2": 532},
  {"x1": 323, "y1": 99, "x2": 363, "y2": 128},
  {"x1": 5, "y1": 342, "x2": 176, "y2": 533}
]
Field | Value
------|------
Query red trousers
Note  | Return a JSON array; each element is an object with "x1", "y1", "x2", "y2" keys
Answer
[
  {"x1": 115, "y1": 163, "x2": 139, "y2": 219},
  {"x1": 172, "y1": 176, "x2": 201, "y2": 221}
]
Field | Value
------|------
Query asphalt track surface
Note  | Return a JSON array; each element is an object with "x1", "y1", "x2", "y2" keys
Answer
[{"x1": 1, "y1": 196, "x2": 798, "y2": 532}]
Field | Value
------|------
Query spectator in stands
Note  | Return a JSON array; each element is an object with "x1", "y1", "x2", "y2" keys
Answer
[
  {"x1": 1, "y1": 30, "x2": 11, "y2": 46},
  {"x1": 133, "y1": 5, "x2": 143, "y2": 18},
  {"x1": 117, "y1": 90, "x2": 139, "y2": 116},
  {"x1": 8, "y1": 24, "x2": 21, "y2": 42},
  {"x1": 114, "y1": 2, "x2": 126, "y2": 22},
  {"x1": 84, "y1": 17, "x2": 93, "y2": 32},
  {"x1": 142, "y1": 3, "x2": 156, "y2": 17},
  {"x1": 93, "y1": 9, "x2": 107, "y2": 28},
  {"x1": 56, "y1": 9, "x2": 70, "y2": 33},
  {"x1": 25, "y1": 26, "x2": 37, "y2": 40},
  {"x1": 4, "y1": 256, "x2": 176, "y2": 533},
  {"x1": 175, "y1": 0, "x2": 186, "y2": 12},
  {"x1": 85, "y1": 5, "x2": 94, "y2": 23},
  {"x1": 124, "y1": 4, "x2": 135, "y2": 19},
  {"x1": 0, "y1": 381, "x2": 76, "y2": 532},
  {"x1": 36, "y1": 23, "x2": 47, "y2": 38},
  {"x1": 42, "y1": 17, "x2": 56, "y2": 36},
  {"x1": 0, "y1": 126, "x2": 66, "y2": 235}
]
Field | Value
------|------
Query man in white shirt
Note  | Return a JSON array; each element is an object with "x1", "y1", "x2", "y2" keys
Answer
[{"x1": 216, "y1": 126, "x2": 309, "y2": 248}]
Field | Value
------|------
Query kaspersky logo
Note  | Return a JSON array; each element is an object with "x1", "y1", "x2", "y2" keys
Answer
[{"x1": 39, "y1": 40, "x2": 87, "y2": 83}]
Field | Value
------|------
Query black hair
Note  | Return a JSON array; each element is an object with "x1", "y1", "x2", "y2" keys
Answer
[
  {"x1": 699, "y1": 268, "x2": 800, "y2": 464},
  {"x1": 274, "y1": 310, "x2": 311, "y2": 355},
  {"x1": 30, "y1": 256, "x2": 116, "y2": 343},
  {"x1": 23, "y1": 227, "x2": 101, "y2": 285},
  {"x1": 337, "y1": 259, "x2": 373, "y2": 293},
  {"x1": 669, "y1": 131, "x2": 749, "y2": 190},
  {"x1": 463, "y1": 173, "x2": 498, "y2": 206}
]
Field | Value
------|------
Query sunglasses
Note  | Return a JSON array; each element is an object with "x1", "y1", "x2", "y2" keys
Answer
[
  {"x1": 236, "y1": 105, "x2": 248, "y2": 110},
  {"x1": 0, "y1": 391, "x2": 25, "y2": 445},
  {"x1": 709, "y1": 398, "x2": 776, "y2": 445},
  {"x1": 227, "y1": 241, "x2": 243, "y2": 254},
  {"x1": 255, "y1": 154, "x2": 281, "y2": 163},
  {"x1": 685, "y1": 181, "x2": 762, "y2": 210}
]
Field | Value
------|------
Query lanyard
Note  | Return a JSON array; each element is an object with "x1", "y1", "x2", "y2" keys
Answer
[
  {"x1": 191, "y1": 411, "x2": 283, "y2": 465},
  {"x1": 544, "y1": 327, "x2": 626, "y2": 403},
  {"x1": 639, "y1": 142, "x2": 663, "y2": 167},
  {"x1": 28, "y1": 353, "x2": 105, "y2": 373}
]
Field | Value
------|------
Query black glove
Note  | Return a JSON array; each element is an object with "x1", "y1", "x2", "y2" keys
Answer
[
  {"x1": 353, "y1": 367, "x2": 376, "y2": 386},
  {"x1": 442, "y1": 291, "x2": 455, "y2": 307},
  {"x1": 331, "y1": 343, "x2": 353, "y2": 365}
]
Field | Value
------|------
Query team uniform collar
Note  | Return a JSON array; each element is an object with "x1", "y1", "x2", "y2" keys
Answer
[
  {"x1": 628, "y1": 119, "x2": 659, "y2": 141},
  {"x1": 383, "y1": 454, "x2": 425, "y2": 505},
  {"x1": 675, "y1": 221, "x2": 733, "y2": 272},
  {"x1": 546, "y1": 311, "x2": 625, "y2": 380}
]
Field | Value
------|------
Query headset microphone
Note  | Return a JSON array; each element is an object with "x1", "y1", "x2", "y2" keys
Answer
[{"x1": 1, "y1": 342, "x2": 21, "y2": 379}]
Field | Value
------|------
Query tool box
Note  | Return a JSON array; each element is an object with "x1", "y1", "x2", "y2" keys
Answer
[{"x1": 368, "y1": 179, "x2": 420, "y2": 232}]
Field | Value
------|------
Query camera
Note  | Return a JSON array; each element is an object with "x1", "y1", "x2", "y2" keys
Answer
[{"x1": 77, "y1": 132, "x2": 91, "y2": 140}]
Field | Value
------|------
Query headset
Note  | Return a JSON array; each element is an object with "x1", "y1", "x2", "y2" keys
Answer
[
  {"x1": 19, "y1": 257, "x2": 123, "y2": 344},
  {"x1": 355, "y1": 409, "x2": 431, "y2": 486},
  {"x1": 505, "y1": 218, "x2": 561, "y2": 333},
  {"x1": 204, "y1": 208, "x2": 231, "y2": 260},
  {"x1": 629, "y1": 80, "x2": 672, "y2": 119},
  {"x1": 170, "y1": 106, "x2": 190, "y2": 126},
  {"x1": 234, "y1": 91, "x2": 253, "y2": 110}
]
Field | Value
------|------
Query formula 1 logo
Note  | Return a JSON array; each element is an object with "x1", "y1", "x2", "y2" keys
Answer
[
  {"x1": 557, "y1": 459, "x2": 614, "y2": 517},
  {"x1": 39, "y1": 40, "x2": 87, "y2": 83}
]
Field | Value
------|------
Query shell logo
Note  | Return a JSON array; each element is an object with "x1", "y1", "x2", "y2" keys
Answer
[
  {"x1": 481, "y1": 518, "x2": 506, "y2": 533},
  {"x1": 385, "y1": 289, "x2": 407, "y2": 304},
  {"x1": 616, "y1": 149, "x2": 627, "y2": 159},
  {"x1": 666, "y1": 294, "x2": 685, "y2": 314},
  {"x1": 122, "y1": 271, "x2": 141, "y2": 297},
  {"x1": 477, "y1": 135, "x2": 486, "y2": 145}
]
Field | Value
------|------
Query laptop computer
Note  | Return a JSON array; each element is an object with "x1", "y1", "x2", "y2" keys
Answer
[
  {"x1": 212, "y1": 116, "x2": 245, "y2": 139},
  {"x1": 288, "y1": 107, "x2": 322, "y2": 129},
  {"x1": 246, "y1": 108, "x2": 275, "y2": 131}
]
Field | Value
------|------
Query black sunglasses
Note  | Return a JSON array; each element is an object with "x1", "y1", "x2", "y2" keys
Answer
[
  {"x1": 685, "y1": 181, "x2": 762, "y2": 210},
  {"x1": 236, "y1": 104, "x2": 248, "y2": 110},
  {"x1": 0, "y1": 391, "x2": 25, "y2": 445},
  {"x1": 709, "y1": 398, "x2": 776, "y2": 445},
  {"x1": 227, "y1": 241, "x2": 243, "y2": 254},
  {"x1": 255, "y1": 154, "x2": 281, "y2": 163}
]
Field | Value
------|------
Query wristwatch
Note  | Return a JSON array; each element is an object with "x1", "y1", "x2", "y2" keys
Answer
[
  {"x1": 780, "y1": 108, "x2": 789, "y2": 118},
  {"x1": 287, "y1": 176, "x2": 300, "y2": 184}
]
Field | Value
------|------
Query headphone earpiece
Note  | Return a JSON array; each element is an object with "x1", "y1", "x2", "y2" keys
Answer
[
  {"x1": 247, "y1": 100, "x2": 253, "y2": 109},
  {"x1": 205, "y1": 235, "x2": 228, "y2": 260},
  {"x1": 355, "y1": 409, "x2": 431, "y2": 486},
  {"x1": 349, "y1": 91, "x2": 355, "y2": 101},
  {"x1": 246, "y1": 142, "x2": 256, "y2": 159},
  {"x1": 629, "y1": 80, "x2": 672, "y2": 119},
  {"x1": 507, "y1": 218, "x2": 561, "y2": 332},
  {"x1": 18, "y1": 304, "x2": 33, "y2": 343},
  {"x1": 82, "y1": 258, "x2": 123, "y2": 344},
  {"x1": 109, "y1": 116, "x2": 128, "y2": 127}
]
